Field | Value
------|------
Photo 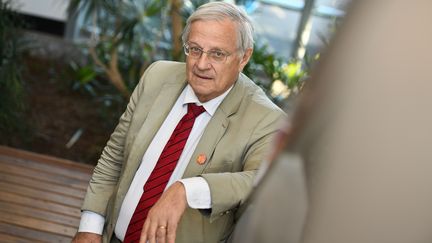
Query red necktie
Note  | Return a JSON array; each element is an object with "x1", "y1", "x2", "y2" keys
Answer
[{"x1": 123, "y1": 103, "x2": 206, "y2": 242}]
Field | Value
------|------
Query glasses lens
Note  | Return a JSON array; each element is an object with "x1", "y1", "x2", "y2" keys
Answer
[
  {"x1": 184, "y1": 44, "x2": 229, "y2": 63},
  {"x1": 189, "y1": 47, "x2": 202, "y2": 57},
  {"x1": 209, "y1": 51, "x2": 226, "y2": 63}
]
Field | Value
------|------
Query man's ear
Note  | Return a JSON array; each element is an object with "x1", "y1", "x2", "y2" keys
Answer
[{"x1": 239, "y1": 48, "x2": 253, "y2": 72}]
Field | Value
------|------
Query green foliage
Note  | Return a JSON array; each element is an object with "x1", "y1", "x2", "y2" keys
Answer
[
  {"x1": 281, "y1": 60, "x2": 307, "y2": 90},
  {"x1": 66, "y1": 0, "x2": 218, "y2": 127},
  {"x1": 69, "y1": 61, "x2": 98, "y2": 96},
  {"x1": 68, "y1": 59, "x2": 127, "y2": 129},
  {"x1": 244, "y1": 42, "x2": 310, "y2": 105},
  {"x1": 0, "y1": 0, "x2": 28, "y2": 137},
  {"x1": 68, "y1": 0, "x2": 172, "y2": 95},
  {"x1": 244, "y1": 43, "x2": 279, "y2": 92}
]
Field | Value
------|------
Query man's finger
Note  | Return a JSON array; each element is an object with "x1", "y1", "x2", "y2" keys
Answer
[
  {"x1": 156, "y1": 225, "x2": 168, "y2": 243},
  {"x1": 139, "y1": 219, "x2": 151, "y2": 243},
  {"x1": 148, "y1": 220, "x2": 159, "y2": 243},
  {"x1": 166, "y1": 221, "x2": 178, "y2": 243}
]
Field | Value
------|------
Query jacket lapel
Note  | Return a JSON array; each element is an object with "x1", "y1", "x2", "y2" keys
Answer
[
  {"x1": 109, "y1": 63, "x2": 187, "y2": 236},
  {"x1": 126, "y1": 81, "x2": 186, "y2": 179},
  {"x1": 182, "y1": 76, "x2": 247, "y2": 178}
]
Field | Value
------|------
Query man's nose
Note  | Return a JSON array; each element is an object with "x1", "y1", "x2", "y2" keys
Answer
[{"x1": 195, "y1": 52, "x2": 212, "y2": 69}]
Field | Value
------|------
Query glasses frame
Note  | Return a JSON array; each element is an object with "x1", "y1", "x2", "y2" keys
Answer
[{"x1": 183, "y1": 43, "x2": 234, "y2": 64}]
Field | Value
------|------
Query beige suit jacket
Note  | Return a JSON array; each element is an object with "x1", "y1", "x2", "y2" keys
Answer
[{"x1": 81, "y1": 60, "x2": 285, "y2": 243}]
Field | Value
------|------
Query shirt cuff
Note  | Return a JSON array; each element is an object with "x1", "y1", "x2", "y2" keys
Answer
[
  {"x1": 179, "y1": 177, "x2": 211, "y2": 209},
  {"x1": 78, "y1": 211, "x2": 105, "y2": 235}
]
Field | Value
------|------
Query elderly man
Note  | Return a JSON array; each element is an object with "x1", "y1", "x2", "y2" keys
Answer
[{"x1": 72, "y1": 2, "x2": 285, "y2": 243}]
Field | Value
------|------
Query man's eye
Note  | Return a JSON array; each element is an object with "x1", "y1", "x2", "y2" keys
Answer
[
  {"x1": 190, "y1": 47, "x2": 201, "y2": 53},
  {"x1": 212, "y1": 51, "x2": 225, "y2": 57}
]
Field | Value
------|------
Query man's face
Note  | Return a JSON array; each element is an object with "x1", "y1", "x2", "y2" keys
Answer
[{"x1": 186, "y1": 19, "x2": 252, "y2": 102}]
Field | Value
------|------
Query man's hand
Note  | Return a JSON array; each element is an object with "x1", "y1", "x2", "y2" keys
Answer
[
  {"x1": 71, "y1": 232, "x2": 102, "y2": 243},
  {"x1": 139, "y1": 181, "x2": 188, "y2": 243}
]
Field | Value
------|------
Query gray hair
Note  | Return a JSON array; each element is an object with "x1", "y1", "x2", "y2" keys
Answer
[{"x1": 181, "y1": 1, "x2": 254, "y2": 53}]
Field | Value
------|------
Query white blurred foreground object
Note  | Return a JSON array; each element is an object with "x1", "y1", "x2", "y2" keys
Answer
[
  {"x1": 231, "y1": 1, "x2": 432, "y2": 243},
  {"x1": 301, "y1": 1, "x2": 432, "y2": 242}
]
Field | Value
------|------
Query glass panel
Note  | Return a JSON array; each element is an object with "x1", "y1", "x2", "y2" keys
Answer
[
  {"x1": 306, "y1": 0, "x2": 350, "y2": 58},
  {"x1": 315, "y1": 0, "x2": 351, "y2": 12},
  {"x1": 307, "y1": 16, "x2": 337, "y2": 57},
  {"x1": 250, "y1": 1, "x2": 303, "y2": 59}
]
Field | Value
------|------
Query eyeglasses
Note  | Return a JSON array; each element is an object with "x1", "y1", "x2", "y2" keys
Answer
[{"x1": 183, "y1": 43, "x2": 233, "y2": 63}]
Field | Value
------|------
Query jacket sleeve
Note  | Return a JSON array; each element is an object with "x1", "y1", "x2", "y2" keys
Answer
[
  {"x1": 201, "y1": 109, "x2": 285, "y2": 222},
  {"x1": 80, "y1": 62, "x2": 156, "y2": 215}
]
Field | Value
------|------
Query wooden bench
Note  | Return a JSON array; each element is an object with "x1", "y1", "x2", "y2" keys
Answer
[{"x1": 0, "y1": 145, "x2": 94, "y2": 242}]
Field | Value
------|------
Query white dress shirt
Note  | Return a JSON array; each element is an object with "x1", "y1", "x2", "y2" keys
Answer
[{"x1": 79, "y1": 84, "x2": 232, "y2": 241}]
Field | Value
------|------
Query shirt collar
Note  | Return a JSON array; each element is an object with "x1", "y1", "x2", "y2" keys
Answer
[{"x1": 183, "y1": 84, "x2": 233, "y2": 116}]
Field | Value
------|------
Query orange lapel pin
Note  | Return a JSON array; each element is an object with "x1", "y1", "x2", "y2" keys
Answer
[{"x1": 196, "y1": 154, "x2": 207, "y2": 165}]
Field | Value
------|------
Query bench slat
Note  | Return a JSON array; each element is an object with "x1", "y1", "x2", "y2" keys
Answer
[
  {"x1": 0, "y1": 146, "x2": 94, "y2": 172},
  {"x1": 0, "y1": 154, "x2": 92, "y2": 181},
  {"x1": 0, "y1": 160, "x2": 89, "y2": 190},
  {"x1": 0, "y1": 171, "x2": 86, "y2": 199},
  {"x1": 0, "y1": 221, "x2": 72, "y2": 242},
  {"x1": 0, "y1": 184, "x2": 82, "y2": 218},
  {"x1": 0, "y1": 181, "x2": 83, "y2": 208},
  {"x1": 0, "y1": 201, "x2": 80, "y2": 227},
  {"x1": 0, "y1": 210, "x2": 77, "y2": 237}
]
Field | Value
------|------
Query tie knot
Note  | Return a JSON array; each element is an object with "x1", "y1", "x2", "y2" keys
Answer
[{"x1": 188, "y1": 103, "x2": 206, "y2": 118}]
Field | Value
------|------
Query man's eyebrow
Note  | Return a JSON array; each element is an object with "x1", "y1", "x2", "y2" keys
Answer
[
  {"x1": 209, "y1": 48, "x2": 225, "y2": 52},
  {"x1": 188, "y1": 41, "x2": 226, "y2": 52},
  {"x1": 188, "y1": 41, "x2": 202, "y2": 48}
]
